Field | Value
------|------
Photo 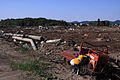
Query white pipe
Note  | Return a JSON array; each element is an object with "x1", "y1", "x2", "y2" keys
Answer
[
  {"x1": 46, "y1": 39, "x2": 61, "y2": 43},
  {"x1": 5, "y1": 33, "x2": 42, "y2": 40},
  {"x1": 28, "y1": 35, "x2": 42, "y2": 40},
  {"x1": 12, "y1": 36, "x2": 37, "y2": 50}
]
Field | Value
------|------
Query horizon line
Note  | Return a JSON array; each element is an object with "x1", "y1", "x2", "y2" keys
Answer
[{"x1": 0, "y1": 17, "x2": 119, "y2": 22}]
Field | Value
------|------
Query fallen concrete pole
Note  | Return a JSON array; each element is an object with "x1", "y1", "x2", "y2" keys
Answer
[
  {"x1": 12, "y1": 36, "x2": 37, "y2": 50},
  {"x1": 28, "y1": 35, "x2": 42, "y2": 40},
  {"x1": 4, "y1": 33, "x2": 42, "y2": 40},
  {"x1": 45, "y1": 39, "x2": 61, "y2": 43}
]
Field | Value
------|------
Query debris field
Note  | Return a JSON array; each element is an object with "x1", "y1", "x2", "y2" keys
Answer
[{"x1": 0, "y1": 26, "x2": 120, "y2": 80}]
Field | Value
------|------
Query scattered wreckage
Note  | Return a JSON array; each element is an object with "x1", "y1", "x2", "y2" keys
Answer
[
  {"x1": 0, "y1": 30, "x2": 63, "y2": 50},
  {"x1": 60, "y1": 41, "x2": 120, "y2": 79},
  {"x1": 1, "y1": 29, "x2": 120, "y2": 79}
]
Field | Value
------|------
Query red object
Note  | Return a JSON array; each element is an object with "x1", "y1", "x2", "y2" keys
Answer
[{"x1": 60, "y1": 41, "x2": 109, "y2": 73}]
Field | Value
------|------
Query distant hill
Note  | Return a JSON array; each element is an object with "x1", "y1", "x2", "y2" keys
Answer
[
  {"x1": 79, "y1": 21, "x2": 91, "y2": 24},
  {"x1": 71, "y1": 20, "x2": 120, "y2": 24},
  {"x1": 111, "y1": 20, "x2": 120, "y2": 24},
  {"x1": 71, "y1": 21, "x2": 95, "y2": 24},
  {"x1": 71, "y1": 21, "x2": 89, "y2": 23},
  {"x1": 71, "y1": 21, "x2": 80, "y2": 24}
]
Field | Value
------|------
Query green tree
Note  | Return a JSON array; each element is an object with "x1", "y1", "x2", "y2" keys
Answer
[
  {"x1": 0, "y1": 17, "x2": 70, "y2": 28},
  {"x1": 97, "y1": 18, "x2": 101, "y2": 26}
]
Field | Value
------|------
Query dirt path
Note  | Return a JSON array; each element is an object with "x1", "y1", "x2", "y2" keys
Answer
[{"x1": 0, "y1": 38, "x2": 24, "y2": 80}]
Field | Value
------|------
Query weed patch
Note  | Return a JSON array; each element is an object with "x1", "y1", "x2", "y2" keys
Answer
[
  {"x1": 15, "y1": 47, "x2": 29, "y2": 52},
  {"x1": 11, "y1": 60, "x2": 53, "y2": 78}
]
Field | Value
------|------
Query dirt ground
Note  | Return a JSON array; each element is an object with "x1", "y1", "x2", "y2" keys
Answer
[{"x1": 0, "y1": 26, "x2": 120, "y2": 80}]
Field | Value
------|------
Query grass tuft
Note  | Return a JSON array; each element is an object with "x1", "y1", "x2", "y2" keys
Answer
[
  {"x1": 15, "y1": 47, "x2": 29, "y2": 52},
  {"x1": 11, "y1": 60, "x2": 53, "y2": 78}
]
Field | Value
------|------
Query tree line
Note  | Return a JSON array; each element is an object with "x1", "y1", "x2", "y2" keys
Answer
[
  {"x1": 89, "y1": 19, "x2": 110, "y2": 26},
  {"x1": 0, "y1": 17, "x2": 69, "y2": 28}
]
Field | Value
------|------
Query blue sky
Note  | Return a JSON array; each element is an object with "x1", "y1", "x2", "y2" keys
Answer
[{"x1": 0, "y1": 0, "x2": 120, "y2": 21}]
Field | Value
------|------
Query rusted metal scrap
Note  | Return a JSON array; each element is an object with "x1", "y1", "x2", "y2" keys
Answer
[{"x1": 60, "y1": 41, "x2": 120, "y2": 79}]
